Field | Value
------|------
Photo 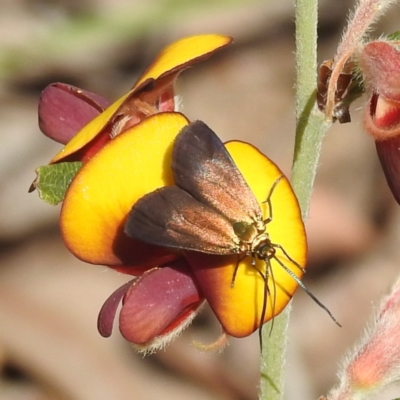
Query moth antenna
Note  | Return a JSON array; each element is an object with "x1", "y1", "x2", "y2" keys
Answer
[
  {"x1": 272, "y1": 242, "x2": 306, "y2": 274},
  {"x1": 273, "y1": 256, "x2": 341, "y2": 327}
]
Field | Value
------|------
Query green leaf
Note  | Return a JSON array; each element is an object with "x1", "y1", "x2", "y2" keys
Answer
[
  {"x1": 34, "y1": 162, "x2": 83, "y2": 205},
  {"x1": 387, "y1": 31, "x2": 400, "y2": 40}
]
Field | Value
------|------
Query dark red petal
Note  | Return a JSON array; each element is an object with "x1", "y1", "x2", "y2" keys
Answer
[
  {"x1": 376, "y1": 137, "x2": 400, "y2": 205},
  {"x1": 365, "y1": 93, "x2": 400, "y2": 205},
  {"x1": 119, "y1": 263, "x2": 203, "y2": 344},
  {"x1": 38, "y1": 83, "x2": 110, "y2": 144},
  {"x1": 97, "y1": 279, "x2": 136, "y2": 337},
  {"x1": 110, "y1": 264, "x2": 162, "y2": 276}
]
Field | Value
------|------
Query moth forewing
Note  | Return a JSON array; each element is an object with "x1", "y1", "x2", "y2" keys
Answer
[
  {"x1": 125, "y1": 185, "x2": 242, "y2": 255},
  {"x1": 171, "y1": 121, "x2": 262, "y2": 225}
]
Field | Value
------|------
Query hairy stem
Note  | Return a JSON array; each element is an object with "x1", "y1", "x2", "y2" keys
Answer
[{"x1": 259, "y1": 0, "x2": 331, "y2": 398}]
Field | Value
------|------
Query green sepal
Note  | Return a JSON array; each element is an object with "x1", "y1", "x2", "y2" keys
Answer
[{"x1": 34, "y1": 162, "x2": 82, "y2": 205}]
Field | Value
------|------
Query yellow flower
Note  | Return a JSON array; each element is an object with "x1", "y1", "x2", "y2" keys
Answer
[
  {"x1": 35, "y1": 34, "x2": 306, "y2": 352},
  {"x1": 47, "y1": 34, "x2": 233, "y2": 163},
  {"x1": 61, "y1": 112, "x2": 306, "y2": 351}
]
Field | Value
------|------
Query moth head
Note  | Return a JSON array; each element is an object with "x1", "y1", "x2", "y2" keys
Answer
[{"x1": 253, "y1": 235, "x2": 275, "y2": 262}]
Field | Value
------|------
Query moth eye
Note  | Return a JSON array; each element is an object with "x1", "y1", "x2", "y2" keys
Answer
[{"x1": 256, "y1": 245, "x2": 275, "y2": 261}]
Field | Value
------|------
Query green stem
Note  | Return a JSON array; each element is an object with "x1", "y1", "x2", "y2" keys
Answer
[
  {"x1": 259, "y1": 305, "x2": 292, "y2": 400},
  {"x1": 291, "y1": 108, "x2": 331, "y2": 217},
  {"x1": 292, "y1": 0, "x2": 331, "y2": 219},
  {"x1": 260, "y1": 0, "x2": 332, "y2": 399}
]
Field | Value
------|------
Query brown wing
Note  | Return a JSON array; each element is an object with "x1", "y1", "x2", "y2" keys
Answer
[
  {"x1": 124, "y1": 186, "x2": 241, "y2": 255},
  {"x1": 172, "y1": 120, "x2": 262, "y2": 225}
]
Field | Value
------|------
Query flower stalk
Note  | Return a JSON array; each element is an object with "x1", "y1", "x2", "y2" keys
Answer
[
  {"x1": 260, "y1": 0, "x2": 331, "y2": 398},
  {"x1": 260, "y1": 1, "x2": 400, "y2": 398}
]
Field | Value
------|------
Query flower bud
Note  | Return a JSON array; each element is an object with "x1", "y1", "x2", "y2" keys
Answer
[
  {"x1": 361, "y1": 41, "x2": 400, "y2": 204},
  {"x1": 326, "y1": 276, "x2": 400, "y2": 399}
]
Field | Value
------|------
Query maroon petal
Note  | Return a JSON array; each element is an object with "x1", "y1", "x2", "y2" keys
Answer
[
  {"x1": 119, "y1": 262, "x2": 203, "y2": 346},
  {"x1": 376, "y1": 137, "x2": 400, "y2": 205},
  {"x1": 364, "y1": 93, "x2": 400, "y2": 205},
  {"x1": 38, "y1": 83, "x2": 111, "y2": 144},
  {"x1": 97, "y1": 278, "x2": 136, "y2": 338}
]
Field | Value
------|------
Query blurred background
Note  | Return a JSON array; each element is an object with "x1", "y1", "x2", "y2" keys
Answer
[{"x1": 2, "y1": 0, "x2": 400, "y2": 399}]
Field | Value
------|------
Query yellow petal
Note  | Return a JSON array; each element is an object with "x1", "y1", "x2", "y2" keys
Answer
[
  {"x1": 51, "y1": 34, "x2": 232, "y2": 163},
  {"x1": 50, "y1": 91, "x2": 132, "y2": 163},
  {"x1": 132, "y1": 34, "x2": 232, "y2": 90},
  {"x1": 187, "y1": 141, "x2": 306, "y2": 337},
  {"x1": 60, "y1": 112, "x2": 189, "y2": 265}
]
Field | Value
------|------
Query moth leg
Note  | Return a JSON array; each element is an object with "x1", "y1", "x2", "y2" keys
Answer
[
  {"x1": 231, "y1": 254, "x2": 246, "y2": 288},
  {"x1": 258, "y1": 258, "x2": 274, "y2": 349},
  {"x1": 262, "y1": 175, "x2": 283, "y2": 225},
  {"x1": 230, "y1": 254, "x2": 265, "y2": 288}
]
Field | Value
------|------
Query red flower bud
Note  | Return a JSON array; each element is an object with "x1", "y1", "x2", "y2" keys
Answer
[
  {"x1": 325, "y1": 276, "x2": 400, "y2": 400},
  {"x1": 361, "y1": 41, "x2": 400, "y2": 204}
]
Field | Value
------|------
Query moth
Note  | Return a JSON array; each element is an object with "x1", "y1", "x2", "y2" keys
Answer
[{"x1": 124, "y1": 121, "x2": 338, "y2": 344}]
